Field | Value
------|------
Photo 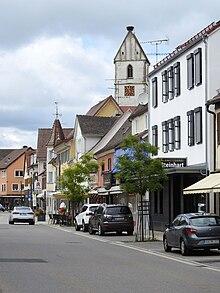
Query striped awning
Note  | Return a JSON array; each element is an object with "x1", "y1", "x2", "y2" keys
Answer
[{"x1": 183, "y1": 173, "x2": 220, "y2": 194}]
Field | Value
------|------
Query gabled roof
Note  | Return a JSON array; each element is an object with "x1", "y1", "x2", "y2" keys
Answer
[
  {"x1": 47, "y1": 119, "x2": 65, "y2": 147},
  {"x1": 95, "y1": 118, "x2": 131, "y2": 155},
  {"x1": 77, "y1": 115, "x2": 119, "y2": 137},
  {"x1": 150, "y1": 20, "x2": 220, "y2": 74},
  {"x1": 0, "y1": 147, "x2": 30, "y2": 169},
  {"x1": 37, "y1": 127, "x2": 73, "y2": 161},
  {"x1": 114, "y1": 26, "x2": 150, "y2": 64},
  {"x1": 0, "y1": 149, "x2": 16, "y2": 161},
  {"x1": 129, "y1": 104, "x2": 148, "y2": 119},
  {"x1": 86, "y1": 95, "x2": 123, "y2": 117},
  {"x1": 120, "y1": 105, "x2": 137, "y2": 113}
]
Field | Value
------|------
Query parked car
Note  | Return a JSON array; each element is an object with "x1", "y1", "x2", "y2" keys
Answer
[
  {"x1": 163, "y1": 213, "x2": 220, "y2": 255},
  {"x1": 75, "y1": 204, "x2": 99, "y2": 232},
  {"x1": 88, "y1": 204, "x2": 134, "y2": 236},
  {"x1": 9, "y1": 206, "x2": 35, "y2": 225},
  {"x1": 0, "y1": 203, "x2": 5, "y2": 212}
]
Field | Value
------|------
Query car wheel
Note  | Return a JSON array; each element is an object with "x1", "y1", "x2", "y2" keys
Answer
[
  {"x1": 163, "y1": 236, "x2": 172, "y2": 252},
  {"x1": 89, "y1": 224, "x2": 95, "y2": 235},
  {"x1": 98, "y1": 224, "x2": 104, "y2": 236},
  {"x1": 127, "y1": 229, "x2": 133, "y2": 236},
  {"x1": 180, "y1": 239, "x2": 190, "y2": 256},
  {"x1": 82, "y1": 221, "x2": 87, "y2": 232},
  {"x1": 75, "y1": 221, "x2": 80, "y2": 231}
]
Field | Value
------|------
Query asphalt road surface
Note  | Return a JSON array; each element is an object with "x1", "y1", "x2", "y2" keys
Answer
[{"x1": 0, "y1": 211, "x2": 220, "y2": 293}]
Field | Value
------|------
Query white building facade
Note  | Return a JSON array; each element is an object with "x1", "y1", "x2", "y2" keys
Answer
[{"x1": 148, "y1": 21, "x2": 220, "y2": 229}]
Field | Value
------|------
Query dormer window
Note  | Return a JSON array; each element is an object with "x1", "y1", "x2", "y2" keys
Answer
[{"x1": 127, "y1": 64, "x2": 133, "y2": 78}]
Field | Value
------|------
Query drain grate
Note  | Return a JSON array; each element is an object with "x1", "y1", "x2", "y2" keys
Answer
[{"x1": 0, "y1": 258, "x2": 47, "y2": 263}]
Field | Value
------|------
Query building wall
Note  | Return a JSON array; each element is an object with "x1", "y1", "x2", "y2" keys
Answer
[
  {"x1": 149, "y1": 41, "x2": 209, "y2": 167},
  {"x1": 96, "y1": 99, "x2": 122, "y2": 117},
  {"x1": 132, "y1": 112, "x2": 148, "y2": 135}
]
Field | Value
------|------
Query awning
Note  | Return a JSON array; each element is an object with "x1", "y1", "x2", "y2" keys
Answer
[
  {"x1": 37, "y1": 193, "x2": 44, "y2": 199},
  {"x1": 183, "y1": 173, "x2": 220, "y2": 194},
  {"x1": 52, "y1": 191, "x2": 68, "y2": 200}
]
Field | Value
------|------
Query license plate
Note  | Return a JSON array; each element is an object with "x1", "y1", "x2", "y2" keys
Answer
[
  {"x1": 204, "y1": 239, "x2": 219, "y2": 244},
  {"x1": 20, "y1": 213, "x2": 27, "y2": 216},
  {"x1": 114, "y1": 217, "x2": 124, "y2": 221}
]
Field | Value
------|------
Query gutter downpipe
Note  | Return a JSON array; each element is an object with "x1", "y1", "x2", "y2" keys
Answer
[{"x1": 203, "y1": 34, "x2": 209, "y2": 212}]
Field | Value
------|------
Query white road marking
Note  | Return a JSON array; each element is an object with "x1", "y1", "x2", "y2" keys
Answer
[{"x1": 49, "y1": 225, "x2": 220, "y2": 273}]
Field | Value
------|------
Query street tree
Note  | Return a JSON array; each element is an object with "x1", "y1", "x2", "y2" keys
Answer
[
  {"x1": 115, "y1": 135, "x2": 167, "y2": 241},
  {"x1": 60, "y1": 153, "x2": 99, "y2": 225}
]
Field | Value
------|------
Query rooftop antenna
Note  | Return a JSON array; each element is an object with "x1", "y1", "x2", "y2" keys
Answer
[
  {"x1": 141, "y1": 37, "x2": 169, "y2": 63},
  {"x1": 54, "y1": 101, "x2": 62, "y2": 119}
]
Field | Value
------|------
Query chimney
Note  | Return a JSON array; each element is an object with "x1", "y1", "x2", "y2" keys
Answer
[{"x1": 127, "y1": 26, "x2": 134, "y2": 32}]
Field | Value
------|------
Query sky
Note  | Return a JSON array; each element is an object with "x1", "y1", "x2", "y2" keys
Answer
[{"x1": 0, "y1": 0, "x2": 219, "y2": 149}]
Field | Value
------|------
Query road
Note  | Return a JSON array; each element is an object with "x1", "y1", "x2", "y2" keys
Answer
[{"x1": 0, "y1": 211, "x2": 220, "y2": 293}]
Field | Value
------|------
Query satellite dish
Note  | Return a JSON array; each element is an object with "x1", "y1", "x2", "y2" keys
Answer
[{"x1": 138, "y1": 93, "x2": 148, "y2": 105}]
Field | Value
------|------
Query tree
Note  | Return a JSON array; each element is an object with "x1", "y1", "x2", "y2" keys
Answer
[
  {"x1": 115, "y1": 135, "x2": 167, "y2": 241},
  {"x1": 60, "y1": 153, "x2": 99, "y2": 225}
]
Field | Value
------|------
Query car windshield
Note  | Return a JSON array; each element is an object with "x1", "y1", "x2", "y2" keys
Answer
[
  {"x1": 190, "y1": 216, "x2": 220, "y2": 226},
  {"x1": 106, "y1": 206, "x2": 131, "y2": 215},
  {"x1": 89, "y1": 206, "x2": 98, "y2": 212},
  {"x1": 15, "y1": 207, "x2": 31, "y2": 211}
]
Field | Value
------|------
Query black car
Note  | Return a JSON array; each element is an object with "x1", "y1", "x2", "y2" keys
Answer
[
  {"x1": 163, "y1": 213, "x2": 220, "y2": 255},
  {"x1": 88, "y1": 204, "x2": 134, "y2": 236}
]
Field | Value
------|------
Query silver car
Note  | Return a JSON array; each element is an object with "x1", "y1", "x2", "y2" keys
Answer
[
  {"x1": 163, "y1": 213, "x2": 220, "y2": 255},
  {"x1": 9, "y1": 206, "x2": 35, "y2": 225}
]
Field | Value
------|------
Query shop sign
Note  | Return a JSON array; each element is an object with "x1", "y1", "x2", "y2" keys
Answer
[{"x1": 160, "y1": 158, "x2": 187, "y2": 168}]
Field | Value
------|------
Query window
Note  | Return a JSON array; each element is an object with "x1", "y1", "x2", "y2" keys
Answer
[
  {"x1": 15, "y1": 170, "x2": 24, "y2": 177},
  {"x1": 12, "y1": 184, "x2": 19, "y2": 191},
  {"x1": 154, "y1": 192, "x2": 158, "y2": 214},
  {"x1": 194, "y1": 48, "x2": 202, "y2": 86},
  {"x1": 127, "y1": 64, "x2": 133, "y2": 78},
  {"x1": 20, "y1": 184, "x2": 24, "y2": 191},
  {"x1": 168, "y1": 119, "x2": 174, "y2": 152},
  {"x1": 1, "y1": 184, "x2": 6, "y2": 192},
  {"x1": 173, "y1": 62, "x2": 180, "y2": 96},
  {"x1": 167, "y1": 66, "x2": 174, "y2": 100},
  {"x1": 108, "y1": 158, "x2": 111, "y2": 171},
  {"x1": 159, "y1": 190, "x2": 163, "y2": 214},
  {"x1": 152, "y1": 77, "x2": 158, "y2": 108},
  {"x1": 162, "y1": 70, "x2": 168, "y2": 103},
  {"x1": 174, "y1": 116, "x2": 181, "y2": 150},
  {"x1": 145, "y1": 113, "x2": 148, "y2": 130},
  {"x1": 162, "y1": 121, "x2": 168, "y2": 153},
  {"x1": 152, "y1": 125, "x2": 158, "y2": 149},
  {"x1": 134, "y1": 118, "x2": 138, "y2": 133},
  {"x1": 48, "y1": 172, "x2": 53, "y2": 183},
  {"x1": 101, "y1": 163, "x2": 105, "y2": 173},
  {"x1": 194, "y1": 107, "x2": 202, "y2": 144},
  {"x1": 187, "y1": 53, "x2": 194, "y2": 89},
  {"x1": 1, "y1": 170, "x2": 6, "y2": 178},
  {"x1": 187, "y1": 110, "x2": 194, "y2": 146}
]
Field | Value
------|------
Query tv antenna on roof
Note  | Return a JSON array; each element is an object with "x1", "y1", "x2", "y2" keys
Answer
[{"x1": 141, "y1": 37, "x2": 169, "y2": 63}]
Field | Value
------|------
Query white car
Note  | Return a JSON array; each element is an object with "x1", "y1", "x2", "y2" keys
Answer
[
  {"x1": 75, "y1": 204, "x2": 99, "y2": 232},
  {"x1": 9, "y1": 206, "x2": 35, "y2": 225}
]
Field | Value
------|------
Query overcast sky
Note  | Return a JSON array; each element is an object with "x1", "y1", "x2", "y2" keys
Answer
[{"x1": 0, "y1": 0, "x2": 219, "y2": 149}]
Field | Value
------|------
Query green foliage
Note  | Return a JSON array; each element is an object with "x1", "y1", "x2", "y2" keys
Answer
[
  {"x1": 60, "y1": 153, "x2": 99, "y2": 204},
  {"x1": 115, "y1": 135, "x2": 167, "y2": 196}
]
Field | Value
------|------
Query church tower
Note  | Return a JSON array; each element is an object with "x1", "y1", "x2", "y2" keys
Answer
[{"x1": 114, "y1": 26, "x2": 150, "y2": 106}]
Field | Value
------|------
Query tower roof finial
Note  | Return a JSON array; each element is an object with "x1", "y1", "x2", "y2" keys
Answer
[{"x1": 54, "y1": 101, "x2": 62, "y2": 119}]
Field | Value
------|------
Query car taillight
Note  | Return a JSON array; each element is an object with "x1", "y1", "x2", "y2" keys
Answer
[
  {"x1": 185, "y1": 228, "x2": 197, "y2": 234},
  {"x1": 28, "y1": 212, "x2": 34, "y2": 215}
]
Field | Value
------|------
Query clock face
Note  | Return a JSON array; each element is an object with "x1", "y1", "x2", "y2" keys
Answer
[{"x1": 124, "y1": 86, "x2": 135, "y2": 96}]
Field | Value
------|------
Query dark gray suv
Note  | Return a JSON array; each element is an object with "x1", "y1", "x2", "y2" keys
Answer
[{"x1": 88, "y1": 204, "x2": 134, "y2": 236}]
